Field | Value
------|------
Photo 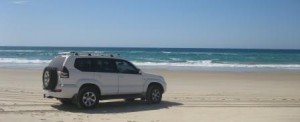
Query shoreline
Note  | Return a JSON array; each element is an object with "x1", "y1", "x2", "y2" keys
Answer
[{"x1": 1, "y1": 66, "x2": 300, "y2": 73}]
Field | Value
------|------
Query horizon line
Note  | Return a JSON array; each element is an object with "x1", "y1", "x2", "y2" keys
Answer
[{"x1": 0, "y1": 45, "x2": 299, "y2": 50}]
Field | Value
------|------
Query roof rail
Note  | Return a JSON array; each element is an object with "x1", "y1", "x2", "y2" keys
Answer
[{"x1": 58, "y1": 51, "x2": 119, "y2": 58}]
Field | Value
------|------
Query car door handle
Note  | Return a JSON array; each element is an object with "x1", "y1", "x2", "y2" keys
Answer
[{"x1": 118, "y1": 75, "x2": 124, "y2": 78}]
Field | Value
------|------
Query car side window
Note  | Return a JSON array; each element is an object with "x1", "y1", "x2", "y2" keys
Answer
[
  {"x1": 74, "y1": 58, "x2": 93, "y2": 72},
  {"x1": 94, "y1": 58, "x2": 117, "y2": 73},
  {"x1": 115, "y1": 60, "x2": 138, "y2": 74}
]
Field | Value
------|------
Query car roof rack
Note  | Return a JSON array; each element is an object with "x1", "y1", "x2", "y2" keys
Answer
[{"x1": 58, "y1": 51, "x2": 119, "y2": 58}]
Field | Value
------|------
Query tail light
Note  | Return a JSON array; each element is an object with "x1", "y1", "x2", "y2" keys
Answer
[{"x1": 60, "y1": 66, "x2": 69, "y2": 78}]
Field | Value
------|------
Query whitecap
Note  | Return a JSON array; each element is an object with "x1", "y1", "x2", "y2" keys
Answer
[{"x1": 0, "y1": 58, "x2": 50, "y2": 64}]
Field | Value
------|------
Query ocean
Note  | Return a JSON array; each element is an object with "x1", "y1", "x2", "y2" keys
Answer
[{"x1": 0, "y1": 46, "x2": 300, "y2": 71}]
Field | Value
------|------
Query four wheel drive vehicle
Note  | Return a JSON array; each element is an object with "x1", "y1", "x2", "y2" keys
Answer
[{"x1": 43, "y1": 52, "x2": 167, "y2": 109}]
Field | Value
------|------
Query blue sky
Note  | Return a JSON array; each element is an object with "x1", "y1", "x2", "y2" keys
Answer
[{"x1": 0, "y1": 0, "x2": 300, "y2": 49}]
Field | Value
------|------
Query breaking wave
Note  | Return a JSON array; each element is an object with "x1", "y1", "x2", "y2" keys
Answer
[{"x1": 0, "y1": 58, "x2": 50, "y2": 64}]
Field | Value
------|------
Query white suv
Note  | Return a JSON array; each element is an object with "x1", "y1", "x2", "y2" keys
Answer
[{"x1": 43, "y1": 52, "x2": 167, "y2": 109}]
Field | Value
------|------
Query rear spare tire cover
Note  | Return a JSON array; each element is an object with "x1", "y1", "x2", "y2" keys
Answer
[{"x1": 43, "y1": 67, "x2": 58, "y2": 90}]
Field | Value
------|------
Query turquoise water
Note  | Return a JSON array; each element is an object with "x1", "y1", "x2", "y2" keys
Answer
[{"x1": 0, "y1": 46, "x2": 300, "y2": 71}]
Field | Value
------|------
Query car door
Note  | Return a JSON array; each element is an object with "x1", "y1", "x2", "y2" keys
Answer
[
  {"x1": 94, "y1": 58, "x2": 119, "y2": 95},
  {"x1": 115, "y1": 59, "x2": 144, "y2": 94}
]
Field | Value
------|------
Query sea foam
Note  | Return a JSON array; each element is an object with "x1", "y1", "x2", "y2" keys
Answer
[
  {"x1": 0, "y1": 58, "x2": 50, "y2": 64},
  {"x1": 132, "y1": 61, "x2": 300, "y2": 69}
]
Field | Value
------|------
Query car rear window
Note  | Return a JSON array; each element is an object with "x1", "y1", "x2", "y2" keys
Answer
[
  {"x1": 74, "y1": 58, "x2": 94, "y2": 72},
  {"x1": 48, "y1": 56, "x2": 66, "y2": 71}
]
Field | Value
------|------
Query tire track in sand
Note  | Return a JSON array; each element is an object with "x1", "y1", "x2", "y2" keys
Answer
[{"x1": 1, "y1": 88, "x2": 300, "y2": 113}]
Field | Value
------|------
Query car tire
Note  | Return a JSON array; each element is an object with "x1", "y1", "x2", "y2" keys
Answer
[
  {"x1": 42, "y1": 67, "x2": 58, "y2": 90},
  {"x1": 76, "y1": 87, "x2": 100, "y2": 109},
  {"x1": 146, "y1": 85, "x2": 163, "y2": 104}
]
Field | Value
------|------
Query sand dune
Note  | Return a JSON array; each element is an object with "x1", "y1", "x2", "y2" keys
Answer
[{"x1": 0, "y1": 69, "x2": 300, "y2": 122}]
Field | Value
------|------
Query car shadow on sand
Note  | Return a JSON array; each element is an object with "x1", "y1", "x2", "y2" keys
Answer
[{"x1": 51, "y1": 100, "x2": 182, "y2": 114}]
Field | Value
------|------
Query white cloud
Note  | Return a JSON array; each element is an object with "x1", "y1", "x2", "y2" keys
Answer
[{"x1": 12, "y1": 0, "x2": 28, "y2": 5}]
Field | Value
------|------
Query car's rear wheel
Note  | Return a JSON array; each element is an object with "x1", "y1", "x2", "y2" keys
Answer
[
  {"x1": 76, "y1": 87, "x2": 100, "y2": 109},
  {"x1": 146, "y1": 85, "x2": 163, "y2": 104},
  {"x1": 42, "y1": 67, "x2": 58, "y2": 90}
]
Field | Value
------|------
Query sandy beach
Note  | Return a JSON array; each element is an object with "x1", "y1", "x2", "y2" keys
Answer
[{"x1": 0, "y1": 68, "x2": 300, "y2": 122}]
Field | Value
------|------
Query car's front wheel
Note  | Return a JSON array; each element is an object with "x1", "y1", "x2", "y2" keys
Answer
[
  {"x1": 146, "y1": 85, "x2": 163, "y2": 104},
  {"x1": 76, "y1": 87, "x2": 100, "y2": 109}
]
